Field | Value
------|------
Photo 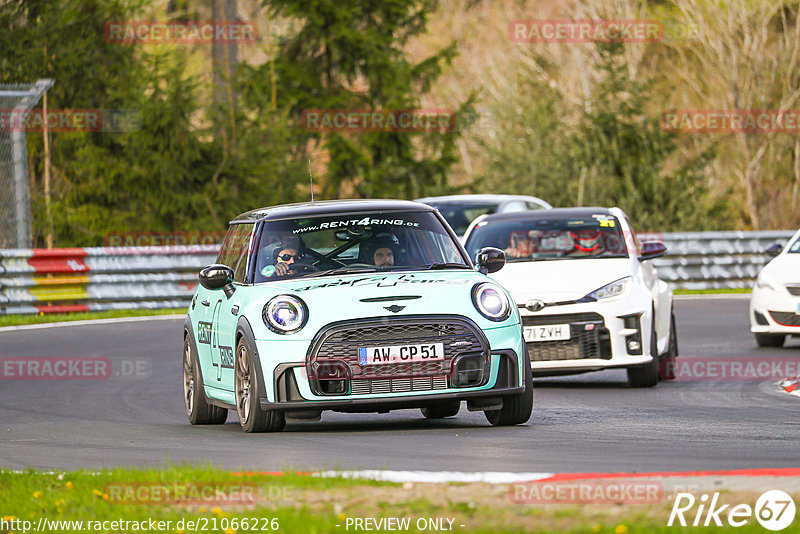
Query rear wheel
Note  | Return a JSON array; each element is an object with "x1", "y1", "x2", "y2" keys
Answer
[
  {"x1": 235, "y1": 337, "x2": 285, "y2": 433},
  {"x1": 421, "y1": 401, "x2": 460, "y2": 419},
  {"x1": 183, "y1": 335, "x2": 228, "y2": 425},
  {"x1": 628, "y1": 312, "x2": 659, "y2": 388},
  {"x1": 659, "y1": 312, "x2": 678, "y2": 380},
  {"x1": 755, "y1": 333, "x2": 786, "y2": 347},
  {"x1": 484, "y1": 348, "x2": 533, "y2": 426}
]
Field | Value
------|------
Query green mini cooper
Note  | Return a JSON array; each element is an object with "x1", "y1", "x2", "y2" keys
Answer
[{"x1": 183, "y1": 199, "x2": 532, "y2": 432}]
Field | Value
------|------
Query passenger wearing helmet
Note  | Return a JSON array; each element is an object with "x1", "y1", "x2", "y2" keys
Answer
[{"x1": 362, "y1": 233, "x2": 400, "y2": 267}]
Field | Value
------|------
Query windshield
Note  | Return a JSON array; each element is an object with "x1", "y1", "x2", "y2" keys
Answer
[
  {"x1": 790, "y1": 236, "x2": 800, "y2": 253},
  {"x1": 465, "y1": 214, "x2": 628, "y2": 262},
  {"x1": 252, "y1": 211, "x2": 469, "y2": 282},
  {"x1": 428, "y1": 203, "x2": 498, "y2": 235}
]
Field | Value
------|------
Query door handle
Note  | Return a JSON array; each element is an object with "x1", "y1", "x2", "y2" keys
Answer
[{"x1": 201, "y1": 300, "x2": 210, "y2": 306}]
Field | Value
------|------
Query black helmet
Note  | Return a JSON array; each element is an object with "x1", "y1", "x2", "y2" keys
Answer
[{"x1": 362, "y1": 233, "x2": 399, "y2": 262}]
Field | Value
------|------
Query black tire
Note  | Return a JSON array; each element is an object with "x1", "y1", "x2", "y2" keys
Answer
[
  {"x1": 628, "y1": 311, "x2": 659, "y2": 388},
  {"x1": 183, "y1": 335, "x2": 228, "y2": 425},
  {"x1": 659, "y1": 312, "x2": 678, "y2": 380},
  {"x1": 755, "y1": 333, "x2": 786, "y2": 347},
  {"x1": 484, "y1": 347, "x2": 534, "y2": 426},
  {"x1": 235, "y1": 337, "x2": 285, "y2": 433},
  {"x1": 421, "y1": 401, "x2": 461, "y2": 419}
]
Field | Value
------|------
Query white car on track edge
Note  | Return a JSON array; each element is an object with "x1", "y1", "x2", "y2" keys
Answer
[
  {"x1": 750, "y1": 228, "x2": 800, "y2": 347},
  {"x1": 463, "y1": 207, "x2": 677, "y2": 387}
]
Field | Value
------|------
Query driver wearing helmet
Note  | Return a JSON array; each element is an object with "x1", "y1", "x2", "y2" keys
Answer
[
  {"x1": 569, "y1": 227, "x2": 604, "y2": 254},
  {"x1": 362, "y1": 233, "x2": 400, "y2": 267}
]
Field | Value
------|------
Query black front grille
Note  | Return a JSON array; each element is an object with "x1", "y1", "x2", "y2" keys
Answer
[
  {"x1": 307, "y1": 316, "x2": 489, "y2": 395},
  {"x1": 786, "y1": 285, "x2": 800, "y2": 296},
  {"x1": 522, "y1": 313, "x2": 610, "y2": 361},
  {"x1": 769, "y1": 311, "x2": 800, "y2": 326}
]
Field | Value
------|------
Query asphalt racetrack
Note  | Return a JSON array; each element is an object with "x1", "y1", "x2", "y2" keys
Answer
[{"x1": 1, "y1": 297, "x2": 798, "y2": 473}]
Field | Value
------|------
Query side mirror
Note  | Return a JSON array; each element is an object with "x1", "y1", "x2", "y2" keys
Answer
[
  {"x1": 766, "y1": 243, "x2": 783, "y2": 257},
  {"x1": 199, "y1": 264, "x2": 235, "y2": 294},
  {"x1": 475, "y1": 247, "x2": 506, "y2": 274},
  {"x1": 639, "y1": 241, "x2": 667, "y2": 261}
]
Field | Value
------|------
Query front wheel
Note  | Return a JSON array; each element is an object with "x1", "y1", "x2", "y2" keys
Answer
[
  {"x1": 484, "y1": 348, "x2": 533, "y2": 426},
  {"x1": 235, "y1": 337, "x2": 285, "y2": 433},
  {"x1": 183, "y1": 335, "x2": 228, "y2": 425},
  {"x1": 659, "y1": 312, "x2": 678, "y2": 380},
  {"x1": 755, "y1": 333, "x2": 786, "y2": 347}
]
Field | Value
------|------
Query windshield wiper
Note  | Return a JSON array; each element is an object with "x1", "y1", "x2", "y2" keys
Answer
[
  {"x1": 301, "y1": 266, "x2": 380, "y2": 278},
  {"x1": 421, "y1": 262, "x2": 472, "y2": 270}
]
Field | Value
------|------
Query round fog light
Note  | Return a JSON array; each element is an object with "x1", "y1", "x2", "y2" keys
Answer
[{"x1": 627, "y1": 339, "x2": 641, "y2": 352}]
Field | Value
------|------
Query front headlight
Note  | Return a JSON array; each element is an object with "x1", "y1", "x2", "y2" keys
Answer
[
  {"x1": 755, "y1": 274, "x2": 778, "y2": 291},
  {"x1": 586, "y1": 277, "x2": 632, "y2": 301},
  {"x1": 263, "y1": 295, "x2": 308, "y2": 334},
  {"x1": 472, "y1": 282, "x2": 511, "y2": 322}
]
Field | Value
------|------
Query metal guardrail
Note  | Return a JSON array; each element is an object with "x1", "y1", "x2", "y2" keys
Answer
[
  {"x1": 0, "y1": 245, "x2": 217, "y2": 315},
  {"x1": 0, "y1": 231, "x2": 795, "y2": 314},
  {"x1": 646, "y1": 230, "x2": 795, "y2": 290}
]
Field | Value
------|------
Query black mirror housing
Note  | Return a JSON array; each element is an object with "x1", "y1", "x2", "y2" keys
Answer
[
  {"x1": 766, "y1": 243, "x2": 783, "y2": 257},
  {"x1": 639, "y1": 241, "x2": 667, "y2": 261},
  {"x1": 475, "y1": 247, "x2": 506, "y2": 274},
  {"x1": 199, "y1": 264, "x2": 234, "y2": 291}
]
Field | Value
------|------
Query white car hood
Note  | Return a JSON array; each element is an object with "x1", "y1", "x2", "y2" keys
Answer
[
  {"x1": 761, "y1": 253, "x2": 800, "y2": 282},
  {"x1": 490, "y1": 258, "x2": 633, "y2": 304}
]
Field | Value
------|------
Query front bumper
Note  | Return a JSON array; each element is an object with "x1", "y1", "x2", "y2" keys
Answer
[
  {"x1": 521, "y1": 298, "x2": 654, "y2": 374},
  {"x1": 255, "y1": 316, "x2": 526, "y2": 409},
  {"x1": 750, "y1": 286, "x2": 800, "y2": 334}
]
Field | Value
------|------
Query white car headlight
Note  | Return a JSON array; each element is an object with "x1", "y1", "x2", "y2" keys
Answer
[
  {"x1": 263, "y1": 295, "x2": 308, "y2": 334},
  {"x1": 755, "y1": 274, "x2": 778, "y2": 291},
  {"x1": 586, "y1": 277, "x2": 632, "y2": 301},
  {"x1": 472, "y1": 282, "x2": 511, "y2": 322}
]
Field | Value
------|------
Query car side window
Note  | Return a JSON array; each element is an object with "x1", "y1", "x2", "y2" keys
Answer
[{"x1": 217, "y1": 223, "x2": 254, "y2": 283}]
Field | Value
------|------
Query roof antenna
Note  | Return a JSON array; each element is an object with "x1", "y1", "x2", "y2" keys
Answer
[{"x1": 308, "y1": 158, "x2": 315, "y2": 203}]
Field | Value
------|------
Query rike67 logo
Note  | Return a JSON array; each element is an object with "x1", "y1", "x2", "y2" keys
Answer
[{"x1": 669, "y1": 490, "x2": 796, "y2": 531}]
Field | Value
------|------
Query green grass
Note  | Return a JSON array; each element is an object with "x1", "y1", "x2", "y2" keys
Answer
[
  {"x1": 673, "y1": 288, "x2": 751, "y2": 295},
  {"x1": 0, "y1": 466, "x2": 797, "y2": 533},
  {"x1": 0, "y1": 308, "x2": 185, "y2": 328}
]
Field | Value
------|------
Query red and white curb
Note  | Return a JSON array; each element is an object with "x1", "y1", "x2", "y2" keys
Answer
[
  {"x1": 780, "y1": 375, "x2": 800, "y2": 397},
  {"x1": 233, "y1": 467, "x2": 800, "y2": 486}
]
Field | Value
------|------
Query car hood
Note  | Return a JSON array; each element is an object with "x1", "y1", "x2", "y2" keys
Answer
[
  {"x1": 249, "y1": 270, "x2": 517, "y2": 338},
  {"x1": 489, "y1": 258, "x2": 633, "y2": 304},
  {"x1": 761, "y1": 253, "x2": 800, "y2": 282}
]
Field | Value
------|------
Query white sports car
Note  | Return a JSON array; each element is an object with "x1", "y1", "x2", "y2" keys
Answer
[
  {"x1": 750, "y1": 228, "x2": 800, "y2": 347},
  {"x1": 463, "y1": 207, "x2": 677, "y2": 387}
]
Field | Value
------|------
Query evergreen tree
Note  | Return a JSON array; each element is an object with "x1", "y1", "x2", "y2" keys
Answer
[
  {"x1": 265, "y1": 0, "x2": 474, "y2": 199},
  {"x1": 576, "y1": 43, "x2": 729, "y2": 230}
]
